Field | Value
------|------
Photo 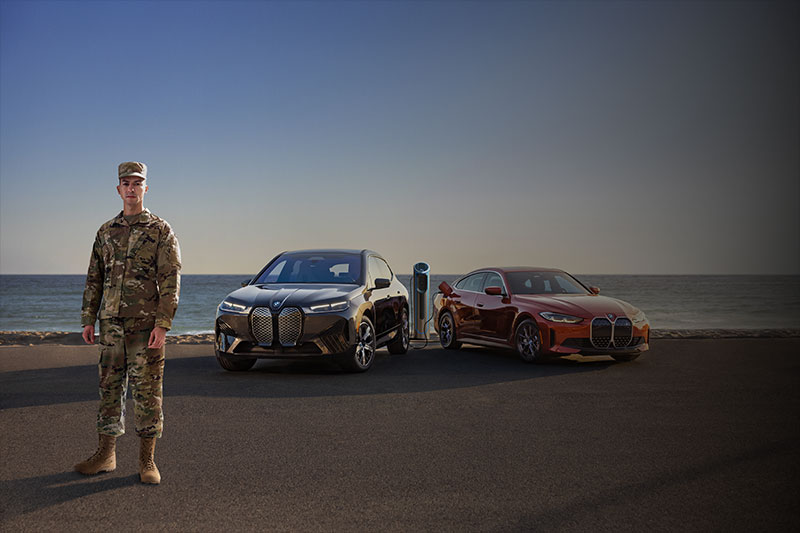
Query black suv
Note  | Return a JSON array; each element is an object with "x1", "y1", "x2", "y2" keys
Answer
[{"x1": 215, "y1": 249, "x2": 409, "y2": 372}]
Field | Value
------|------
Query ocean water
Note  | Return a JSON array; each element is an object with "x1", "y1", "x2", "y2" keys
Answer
[{"x1": 1, "y1": 274, "x2": 798, "y2": 335}]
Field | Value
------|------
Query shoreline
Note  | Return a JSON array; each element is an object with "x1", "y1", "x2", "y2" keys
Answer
[{"x1": 1, "y1": 328, "x2": 798, "y2": 346}]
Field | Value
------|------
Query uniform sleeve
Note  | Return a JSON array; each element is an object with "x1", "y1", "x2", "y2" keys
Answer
[
  {"x1": 81, "y1": 232, "x2": 105, "y2": 327},
  {"x1": 155, "y1": 224, "x2": 181, "y2": 330}
]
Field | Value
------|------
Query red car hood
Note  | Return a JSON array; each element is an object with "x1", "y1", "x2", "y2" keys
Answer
[{"x1": 513, "y1": 294, "x2": 637, "y2": 319}]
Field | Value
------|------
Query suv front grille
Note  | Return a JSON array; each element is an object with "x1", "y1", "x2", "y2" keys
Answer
[
  {"x1": 250, "y1": 308, "x2": 274, "y2": 344},
  {"x1": 278, "y1": 307, "x2": 303, "y2": 346}
]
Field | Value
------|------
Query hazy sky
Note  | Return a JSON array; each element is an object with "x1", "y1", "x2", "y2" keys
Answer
[{"x1": 1, "y1": 0, "x2": 797, "y2": 275}]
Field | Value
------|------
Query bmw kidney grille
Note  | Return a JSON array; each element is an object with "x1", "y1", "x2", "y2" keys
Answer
[
  {"x1": 249, "y1": 307, "x2": 303, "y2": 347},
  {"x1": 590, "y1": 317, "x2": 632, "y2": 349},
  {"x1": 278, "y1": 308, "x2": 302, "y2": 346},
  {"x1": 250, "y1": 307, "x2": 274, "y2": 345},
  {"x1": 613, "y1": 318, "x2": 633, "y2": 347}
]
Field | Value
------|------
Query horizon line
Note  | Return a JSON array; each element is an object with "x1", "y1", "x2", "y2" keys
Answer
[{"x1": 1, "y1": 272, "x2": 799, "y2": 277}]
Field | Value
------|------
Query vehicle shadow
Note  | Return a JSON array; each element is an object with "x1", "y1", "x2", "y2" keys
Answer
[
  {"x1": 0, "y1": 346, "x2": 620, "y2": 409},
  {"x1": 0, "y1": 471, "x2": 140, "y2": 521}
]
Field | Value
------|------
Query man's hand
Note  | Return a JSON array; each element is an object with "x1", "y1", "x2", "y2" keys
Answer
[
  {"x1": 148, "y1": 326, "x2": 168, "y2": 349},
  {"x1": 82, "y1": 325, "x2": 95, "y2": 345}
]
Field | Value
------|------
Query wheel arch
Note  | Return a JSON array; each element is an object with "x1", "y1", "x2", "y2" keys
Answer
[{"x1": 511, "y1": 312, "x2": 539, "y2": 341}]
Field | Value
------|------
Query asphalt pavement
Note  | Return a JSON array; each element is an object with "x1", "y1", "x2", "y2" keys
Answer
[{"x1": 1, "y1": 338, "x2": 798, "y2": 531}]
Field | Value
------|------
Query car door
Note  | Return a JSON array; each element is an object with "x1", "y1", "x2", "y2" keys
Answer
[
  {"x1": 451, "y1": 273, "x2": 484, "y2": 338},
  {"x1": 367, "y1": 255, "x2": 393, "y2": 336},
  {"x1": 474, "y1": 271, "x2": 516, "y2": 341},
  {"x1": 377, "y1": 256, "x2": 404, "y2": 334}
]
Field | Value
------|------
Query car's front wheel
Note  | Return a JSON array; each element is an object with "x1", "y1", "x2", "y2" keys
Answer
[
  {"x1": 438, "y1": 311, "x2": 462, "y2": 350},
  {"x1": 515, "y1": 319, "x2": 542, "y2": 363},
  {"x1": 339, "y1": 316, "x2": 377, "y2": 372},
  {"x1": 215, "y1": 350, "x2": 257, "y2": 371},
  {"x1": 387, "y1": 308, "x2": 409, "y2": 355}
]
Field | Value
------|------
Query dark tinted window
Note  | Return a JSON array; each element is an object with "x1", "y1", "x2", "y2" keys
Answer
[
  {"x1": 256, "y1": 253, "x2": 361, "y2": 284},
  {"x1": 506, "y1": 271, "x2": 589, "y2": 295}
]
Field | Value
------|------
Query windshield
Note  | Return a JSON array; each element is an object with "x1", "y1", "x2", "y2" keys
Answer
[
  {"x1": 255, "y1": 253, "x2": 362, "y2": 284},
  {"x1": 506, "y1": 271, "x2": 590, "y2": 295}
]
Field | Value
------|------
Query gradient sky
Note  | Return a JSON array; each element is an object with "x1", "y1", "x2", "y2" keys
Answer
[{"x1": 1, "y1": 0, "x2": 797, "y2": 275}]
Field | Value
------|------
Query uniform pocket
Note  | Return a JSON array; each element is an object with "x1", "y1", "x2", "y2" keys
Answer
[{"x1": 98, "y1": 319, "x2": 123, "y2": 347}]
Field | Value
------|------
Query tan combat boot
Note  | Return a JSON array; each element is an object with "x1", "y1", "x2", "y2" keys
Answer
[
  {"x1": 74, "y1": 434, "x2": 116, "y2": 475},
  {"x1": 139, "y1": 436, "x2": 161, "y2": 484}
]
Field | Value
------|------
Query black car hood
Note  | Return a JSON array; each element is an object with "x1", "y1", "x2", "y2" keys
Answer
[{"x1": 226, "y1": 284, "x2": 360, "y2": 310}]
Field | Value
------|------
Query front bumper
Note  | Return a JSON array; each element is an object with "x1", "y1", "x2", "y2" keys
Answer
[
  {"x1": 541, "y1": 321, "x2": 650, "y2": 356},
  {"x1": 215, "y1": 307, "x2": 357, "y2": 358}
]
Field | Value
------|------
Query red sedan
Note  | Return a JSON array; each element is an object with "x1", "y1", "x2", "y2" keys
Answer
[{"x1": 433, "y1": 267, "x2": 650, "y2": 363}]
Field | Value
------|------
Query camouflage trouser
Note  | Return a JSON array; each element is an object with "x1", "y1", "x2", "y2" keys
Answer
[{"x1": 97, "y1": 317, "x2": 165, "y2": 438}]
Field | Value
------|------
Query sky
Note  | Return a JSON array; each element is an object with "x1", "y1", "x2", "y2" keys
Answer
[{"x1": 1, "y1": 0, "x2": 797, "y2": 275}]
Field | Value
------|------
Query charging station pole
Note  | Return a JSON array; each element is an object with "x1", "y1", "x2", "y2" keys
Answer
[{"x1": 410, "y1": 262, "x2": 430, "y2": 340}]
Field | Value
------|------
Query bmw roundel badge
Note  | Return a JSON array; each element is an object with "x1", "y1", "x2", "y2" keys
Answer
[
  {"x1": 273, "y1": 301, "x2": 280, "y2": 308},
  {"x1": 607, "y1": 313, "x2": 615, "y2": 320}
]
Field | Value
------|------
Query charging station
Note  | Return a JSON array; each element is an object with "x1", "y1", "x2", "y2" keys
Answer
[{"x1": 410, "y1": 262, "x2": 430, "y2": 340}]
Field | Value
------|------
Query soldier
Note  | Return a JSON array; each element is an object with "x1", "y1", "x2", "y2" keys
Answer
[{"x1": 75, "y1": 161, "x2": 181, "y2": 485}]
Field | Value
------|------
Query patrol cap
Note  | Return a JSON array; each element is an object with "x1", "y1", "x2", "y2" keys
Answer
[{"x1": 118, "y1": 161, "x2": 147, "y2": 180}]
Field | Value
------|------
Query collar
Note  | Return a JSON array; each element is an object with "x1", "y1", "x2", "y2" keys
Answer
[{"x1": 112, "y1": 208, "x2": 153, "y2": 227}]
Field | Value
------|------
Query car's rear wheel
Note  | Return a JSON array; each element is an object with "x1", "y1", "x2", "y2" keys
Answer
[
  {"x1": 612, "y1": 353, "x2": 640, "y2": 362},
  {"x1": 339, "y1": 316, "x2": 376, "y2": 372},
  {"x1": 515, "y1": 319, "x2": 542, "y2": 363},
  {"x1": 215, "y1": 350, "x2": 257, "y2": 371},
  {"x1": 387, "y1": 308, "x2": 409, "y2": 355},
  {"x1": 438, "y1": 312, "x2": 461, "y2": 350}
]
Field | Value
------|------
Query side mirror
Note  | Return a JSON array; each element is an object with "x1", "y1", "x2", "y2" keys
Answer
[
  {"x1": 373, "y1": 278, "x2": 391, "y2": 290},
  {"x1": 485, "y1": 286, "x2": 503, "y2": 296},
  {"x1": 590, "y1": 286, "x2": 600, "y2": 295},
  {"x1": 241, "y1": 279, "x2": 252, "y2": 287}
]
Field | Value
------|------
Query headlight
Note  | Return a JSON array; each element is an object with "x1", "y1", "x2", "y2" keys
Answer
[
  {"x1": 539, "y1": 311, "x2": 583, "y2": 324},
  {"x1": 631, "y1": 309, "x2": 648, "y2": 324},
  {"x1": 306, "y1": 300, "x2": 349, "y2": 314},
  {"x1": 219, "y1": 300, "x2": 251, "y2": 314}
]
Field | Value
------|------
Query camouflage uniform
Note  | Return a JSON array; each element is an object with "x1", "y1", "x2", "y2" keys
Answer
[{"x1": 81, "y1": 209, "x2": 181, "y2": 438}]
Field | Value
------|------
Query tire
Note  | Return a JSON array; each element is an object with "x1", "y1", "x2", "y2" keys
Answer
[
  {"x1": 438, "y1": 311, "x2": 462, "y2": 350},
  {"x1": 338, "y1": 316, "x2": 377, "y2": 372},
  {"x1": 215, "y1": 350, "x2": 257, "y2": 371},
  {"x1": 612, "y1": 353, "x2": 640, "y2": 362},
  {"x1": 387, "y1": 308, "x2": 410, "y2": 355},
  {"x1": 515, "y1": 319, "x2": 542, "y2": 363}
]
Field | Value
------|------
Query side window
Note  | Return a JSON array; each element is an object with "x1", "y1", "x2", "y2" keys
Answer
[
  {"x1": 483, "y1": 272, "x2": 504, "y2": 291},
  {"x1": 367, "y1": 257, "x2": 380, "y2": 284},
  {"x1": 376, "y1": 258, "x2": 393, "y2": 280},
  {"x1": 464, "y1": 273, "x2": 486, "y2": 293},
  {"x1": 455, "y1": 277, "x2": 469, "y2": 289}
]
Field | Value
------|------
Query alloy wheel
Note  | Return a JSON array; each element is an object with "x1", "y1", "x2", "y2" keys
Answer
[
  {"x1": 355, "y1": 320, "x2": 375, "y2": 367},
  {"x1": 440, "y1": 315, "x2": 453, "y2": 346},
  {"x1": 517, "y1": 321, "x2": 541, "y2": 361}
]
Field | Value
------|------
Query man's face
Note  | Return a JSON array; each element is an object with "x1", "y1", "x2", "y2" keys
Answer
[{"x1": 117, "y1": 177, "x2": 147, "y2": 206}]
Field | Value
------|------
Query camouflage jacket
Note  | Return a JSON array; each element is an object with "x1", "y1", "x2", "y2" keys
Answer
[{"x1": 81, "y1": 209, "x2": 181, "y2": 330}]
